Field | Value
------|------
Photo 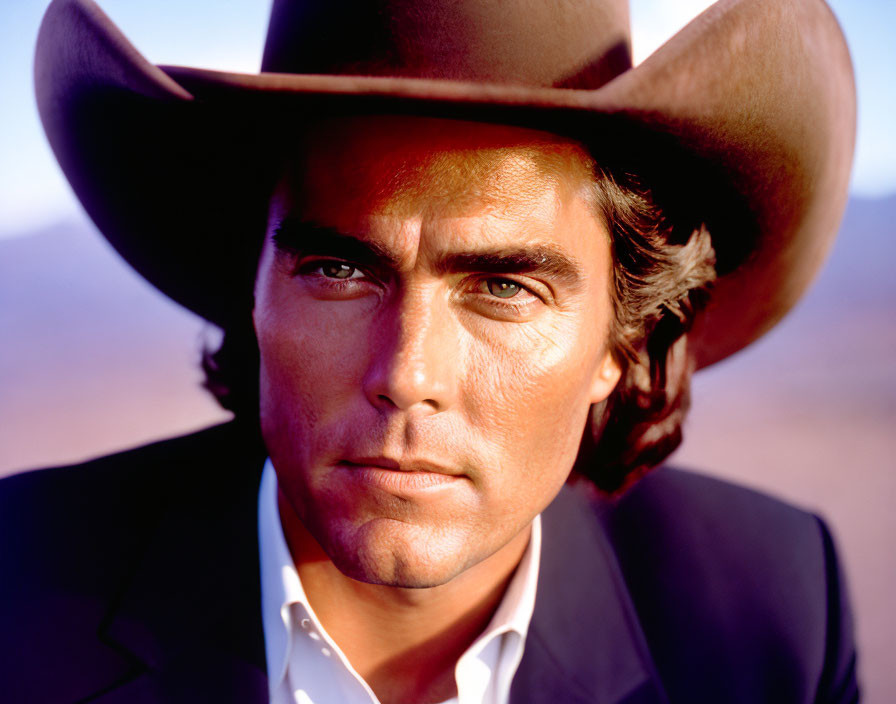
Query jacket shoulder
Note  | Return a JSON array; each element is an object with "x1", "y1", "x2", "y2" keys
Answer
[
  {"x1": 0, "y1": 422, "x2": 262, "y2": 701},
  {"x1": 0, "y1": 422, "x2": 253, "y2": 588},
  {"x1": 599, "y1": 467, "x2": 858, "y2": 703}
]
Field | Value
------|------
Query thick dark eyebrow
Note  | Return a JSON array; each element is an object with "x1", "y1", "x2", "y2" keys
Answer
[
  {"x1": 271, "y1": 219, "x2": 401, "y2": 269},
  {"x1": 272, "y1": 217, "x2": 585, "y2": 288},
  {"x1": 435, "y1": 247, "x2": 585, "y2": 289}
]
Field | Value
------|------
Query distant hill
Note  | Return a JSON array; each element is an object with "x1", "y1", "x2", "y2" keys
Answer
[
  {"x1": 0, "y1": 217, "x2": 230, "y2": 473},
  {"x1": 820, "y1": 194, "x2": 896, "y2": 304}
]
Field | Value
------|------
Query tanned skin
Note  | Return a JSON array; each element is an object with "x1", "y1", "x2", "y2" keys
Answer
[{"x1": 253, "y1": 116, "x2": 621, "y2": 704}]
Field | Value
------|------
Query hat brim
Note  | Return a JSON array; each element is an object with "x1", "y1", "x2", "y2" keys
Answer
[{"x1": 35, "y1": 0, "x2": 855, "y2": 368}]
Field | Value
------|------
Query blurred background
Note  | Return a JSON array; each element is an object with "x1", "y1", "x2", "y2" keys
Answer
[{"x1": 1, "y1": 0, "x2": 894, "y2": 700}]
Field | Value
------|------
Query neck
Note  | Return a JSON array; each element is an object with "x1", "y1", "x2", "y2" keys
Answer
[{"x1": 278, "y1": 490, "x2": 531, "y2": 704}]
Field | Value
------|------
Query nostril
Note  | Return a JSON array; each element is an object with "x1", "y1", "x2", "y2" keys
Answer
[{"x1": 376, "y1": 394, "x2": 397, "y2": 408}]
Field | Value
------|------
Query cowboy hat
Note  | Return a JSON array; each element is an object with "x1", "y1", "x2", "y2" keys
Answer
[{"x1": 34, "y1": 0, "x2": 855, "y2": 368}]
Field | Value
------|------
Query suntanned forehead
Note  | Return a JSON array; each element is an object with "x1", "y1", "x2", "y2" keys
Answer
[{"x1": 276, "y1": 115, "x2": 600, "y2": 223}]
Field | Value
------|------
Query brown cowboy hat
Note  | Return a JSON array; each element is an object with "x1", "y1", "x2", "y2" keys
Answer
[{"x1": 35, "y1": 0, "x2": 855, "y2": 368}]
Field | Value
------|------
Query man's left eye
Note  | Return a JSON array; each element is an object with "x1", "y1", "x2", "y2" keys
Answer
[{"x1": 485, "y1": 278, "x2": 522, "y2": 299}]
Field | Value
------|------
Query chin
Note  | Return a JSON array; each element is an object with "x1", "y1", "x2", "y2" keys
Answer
[{"x1": 325, "y1": 517, "x2": 476, "y2": 589}]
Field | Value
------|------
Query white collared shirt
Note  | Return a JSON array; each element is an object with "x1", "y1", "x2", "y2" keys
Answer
[{"x1": 257, "y1": 459, "x2": 541, "y2": 704}]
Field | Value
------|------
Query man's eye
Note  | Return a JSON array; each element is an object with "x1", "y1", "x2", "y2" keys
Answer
[
  {"x1": 485, "y1": 278, "x2": 522, "y2": 299},
  {"x1": 311, "y1": 262, "x2": 364, "y2": 280}
]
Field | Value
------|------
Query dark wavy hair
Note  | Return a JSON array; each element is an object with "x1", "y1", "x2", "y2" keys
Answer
[
  {"x1": 201, "y1": 154, "x2": 716, "y2": 495},
  {"x1": 573, "y1": 167, "x2": 715, "y2": 493}
]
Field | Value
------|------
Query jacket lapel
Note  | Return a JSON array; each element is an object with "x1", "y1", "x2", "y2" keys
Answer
[
  {"x1": 511, "y1": 485, "x2": 668, "y2": 704},
  {"x1": 95, "y1": 426, "x2": 269, "y2": 703}
]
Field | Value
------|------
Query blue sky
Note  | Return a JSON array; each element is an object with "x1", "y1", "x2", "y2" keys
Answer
[{"x1": 1, "y1": 0, "x2": 893, "y2": 238}]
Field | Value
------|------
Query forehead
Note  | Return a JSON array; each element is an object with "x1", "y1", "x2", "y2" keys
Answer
[{"x1": 273, "y1": 115, "x2": 599, "y2": 227}]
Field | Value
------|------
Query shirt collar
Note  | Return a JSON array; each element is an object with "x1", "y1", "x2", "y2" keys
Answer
[
  {"x1": 257, "y1": 457, "x2": 542, "y2": 698},
  {"x1": 258, "y1": 458, "x2": 307, "y2": 687}
]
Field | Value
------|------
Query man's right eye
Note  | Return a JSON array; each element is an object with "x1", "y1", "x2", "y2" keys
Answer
[
  {"x1": 296, "y1": 259, "x2": 366, "y2": 281},
  {"x1": 315, "y1": 262, "x2": 363, "y2": 280}
]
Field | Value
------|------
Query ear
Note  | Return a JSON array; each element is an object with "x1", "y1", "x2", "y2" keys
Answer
[{"x1": 587, "y1": 349, "x2": 622, "y2": 405}]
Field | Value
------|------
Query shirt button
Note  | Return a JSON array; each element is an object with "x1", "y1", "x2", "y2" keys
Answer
[
  {"x1": 308, "y1": 631, "x2": 321, "y2": 641},
  {"x1": 300, "y1": 618, "x2": 311, "y2": 630},
  {"x1": 321, "y1": 647, "x2": 331, "y2": 657}
]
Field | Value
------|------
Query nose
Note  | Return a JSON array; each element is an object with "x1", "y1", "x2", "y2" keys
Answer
[{"x1": 362, "y1": 288, "x2": 459, "y2": 414}]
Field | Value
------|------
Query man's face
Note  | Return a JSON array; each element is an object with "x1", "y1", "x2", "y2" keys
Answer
[{"x1": 254, "y1": 116, "x2": 620, "y2": 588}]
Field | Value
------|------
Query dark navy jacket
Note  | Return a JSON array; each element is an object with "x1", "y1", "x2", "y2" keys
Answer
[{"x1": 0, "y1": 422, "x2": 858, "y2": 703}]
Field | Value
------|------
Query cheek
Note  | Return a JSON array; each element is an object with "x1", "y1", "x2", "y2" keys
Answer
[
  {"x1": 254, "y1": 286, "x2": 373, "y2": 439},
  {"x1": 461, "y1": 309, "x2": 605, "y2": 488}
]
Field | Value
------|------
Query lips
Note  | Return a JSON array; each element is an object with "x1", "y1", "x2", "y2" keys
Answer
[{"x1": 340, "y1": 457, "x2": 463, "y2": 493}]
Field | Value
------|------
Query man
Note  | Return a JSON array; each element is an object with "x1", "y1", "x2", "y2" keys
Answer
[{"x1": 0, "y1": 0, "x2": 858, "y2": 702}]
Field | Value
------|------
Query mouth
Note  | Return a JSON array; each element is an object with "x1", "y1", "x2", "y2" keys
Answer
[{"x1": 340, "y1": 457, "x2": 463, "y2": 493}]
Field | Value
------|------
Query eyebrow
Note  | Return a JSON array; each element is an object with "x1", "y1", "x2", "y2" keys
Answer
[
  {"x1": 272, "y1": 218, "x2": 585, "y2": 288},
  {"x1": 273, "y1": 219, "x2": 401, "y2": 269},
  {"x1": 434, "y1": 248, "x2": 584, "y2": 288}
]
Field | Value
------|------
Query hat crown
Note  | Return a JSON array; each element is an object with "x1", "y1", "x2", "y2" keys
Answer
[{"x1": 261, "y1": 0, "x2": 632, "y2": 89}]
